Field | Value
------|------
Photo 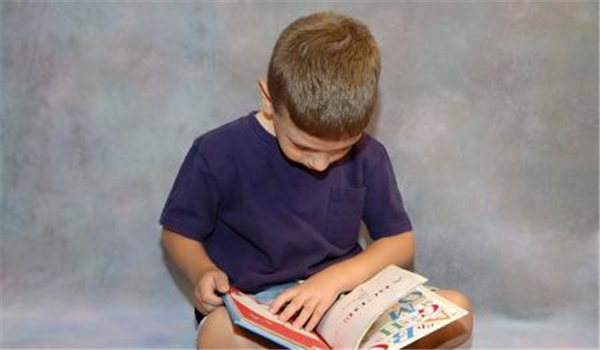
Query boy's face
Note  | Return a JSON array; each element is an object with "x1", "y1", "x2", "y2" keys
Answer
[
  {"x1": 271, "y1": 108, "x2": 362, "y2": 173},
  {"x1": 258, "y1": 79, "x2": 362, "y2": 172}
]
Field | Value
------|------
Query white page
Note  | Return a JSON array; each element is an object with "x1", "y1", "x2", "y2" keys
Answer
[{"x1": 316, "y1": 265, "x2": 427, "y2": 349}]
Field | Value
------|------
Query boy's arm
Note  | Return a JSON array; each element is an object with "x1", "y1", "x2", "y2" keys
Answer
[
  {"x1": 326, "y1": 230, "x2": 415, "y2": 292},
  {"x1": 271, "y1": 231, "x2": 414, "y2": 331},
  {"x1": 161, "y1": 229, "x2": 230, "y2": 314}
]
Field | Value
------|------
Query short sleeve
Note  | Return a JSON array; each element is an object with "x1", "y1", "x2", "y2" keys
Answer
[
  {"x1": 159, "y1": 140, "x2": 220, "y2": 241},
  {"x1": 362, "y1": 146, "x2": 413, "y2": 239}
]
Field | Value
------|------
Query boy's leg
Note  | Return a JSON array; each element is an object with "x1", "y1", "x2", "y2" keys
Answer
[
  {"x1": 196, "y1": 306, "x2": 279, "y2": 349},
  {"x1": 406, "y1": 289, "x2": 474, "y2": 349}
]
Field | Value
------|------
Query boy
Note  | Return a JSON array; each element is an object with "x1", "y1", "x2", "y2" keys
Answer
[{"x1": 160, "y1": 11, "x2": 473, "y2": 349}]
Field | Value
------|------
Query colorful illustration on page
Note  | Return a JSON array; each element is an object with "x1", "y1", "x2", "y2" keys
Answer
[{"x1": 360, "y1": 289, "x2": 441, "y2": 349}]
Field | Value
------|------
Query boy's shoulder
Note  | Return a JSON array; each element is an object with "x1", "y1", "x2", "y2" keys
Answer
[
  {"x1": 353, "y1": 132, "x2": 391, "y2": 164},
  {"x1": 192, "y1": 114, "x2": 249, "y2": 149},
  {"x1": 182, "y1": 113, "x2": 256, "y2": 185}
]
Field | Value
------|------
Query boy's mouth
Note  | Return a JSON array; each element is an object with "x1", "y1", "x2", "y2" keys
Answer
[{"x1": 305, "y1": 167, "x2": 329, "y2": 178}]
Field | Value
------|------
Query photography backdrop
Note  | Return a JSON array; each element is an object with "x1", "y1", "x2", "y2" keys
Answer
[{"x1": 2, "y1": 1, "x2": 598, "y2": 348}]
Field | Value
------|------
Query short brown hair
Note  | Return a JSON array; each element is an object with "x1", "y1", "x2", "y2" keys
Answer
[{"x1": 267, "y1": 12, "x2": 381, "y2": 140}]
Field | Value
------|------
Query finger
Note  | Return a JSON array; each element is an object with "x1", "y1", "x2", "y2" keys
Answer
[
  {"x1": 195, "y1": 302, "x2": 207, "y2": 316},
  {"x1": 196, "y1": 291, "x2": 224, "y2": 313},
  {"x1": 279, "y1": 297, "x2": 304, "y2": 323},
  {"x1": 195, "y1": 299, "x2": 213, "y2": 315},
  {"x1": 200, "y1": 288, "x2": 224, "y2": 306},
  {"x1": 305, "y1": 304, "x2": 327, "y2": 332},
  {"x1": 195, "y1": 282, "x2": 223, "y2": 307},
  {"x1": 202, "y1": 274, "x2": 229, "y2": 304},
  {"x1": 202, "y1": 303, "x2": 218, "y2": 314},
  {"x1": 194, "y1": 288, "x2": 206, "y2": 308},
  {"x1": 292, "y1": 301, "x2": 316, "y2": 329},
  {"x1": 270, "y1": 289, "x2": 297, "y2": 314},
  {"x1": 214, "y1": 271, "x2": 230, "y2": 294}
]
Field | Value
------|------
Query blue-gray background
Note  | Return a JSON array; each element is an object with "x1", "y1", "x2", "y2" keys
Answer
[{"x1": 2, "y1": 1, "x2": 598, "y2": 348}]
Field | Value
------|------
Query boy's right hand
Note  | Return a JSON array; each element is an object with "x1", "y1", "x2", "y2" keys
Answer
[{"x1": 193, "y1": 267, "x2": 230, "y2": 315}]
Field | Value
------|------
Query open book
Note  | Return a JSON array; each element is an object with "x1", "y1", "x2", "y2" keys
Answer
[{"x1": 222, "y1": 265, "x2": 468, "y2": 349}]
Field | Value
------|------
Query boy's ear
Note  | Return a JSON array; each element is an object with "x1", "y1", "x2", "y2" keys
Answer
[{"x1": 257, "y1": 79, "x2": 275, "y2": 117}]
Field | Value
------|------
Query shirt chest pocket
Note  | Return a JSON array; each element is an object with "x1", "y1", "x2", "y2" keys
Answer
[{"x1": 326, "y1": 187, "x2": 366, "y2": 248}]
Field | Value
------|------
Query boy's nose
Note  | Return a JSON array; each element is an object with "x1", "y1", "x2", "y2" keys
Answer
[{"x1": 306, "y1": 155, "x2": 330, "y2": 172}]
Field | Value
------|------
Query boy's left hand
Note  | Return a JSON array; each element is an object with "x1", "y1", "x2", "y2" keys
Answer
[{"x1": 269, "y1": 269, "x2": 345, "y2": 332}]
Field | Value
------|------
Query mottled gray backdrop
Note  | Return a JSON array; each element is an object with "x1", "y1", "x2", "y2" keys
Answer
[{"x1": 2, "y1": 1, "x2": 598, "y2": 348}]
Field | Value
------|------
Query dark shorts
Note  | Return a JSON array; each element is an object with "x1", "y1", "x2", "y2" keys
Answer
[{"x1": 194, "y1": 308, "x2": 204, "y2": 325}]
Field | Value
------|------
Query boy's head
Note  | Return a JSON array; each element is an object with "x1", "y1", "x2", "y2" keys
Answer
[{"x1": 262, "y1": 11, "x2": 381, "y2": 141}]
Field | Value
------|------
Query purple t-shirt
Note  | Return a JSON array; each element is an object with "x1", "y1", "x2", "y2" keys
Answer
[{"x1": 159, "y1": 111, "x2": 412, "y2": 293}]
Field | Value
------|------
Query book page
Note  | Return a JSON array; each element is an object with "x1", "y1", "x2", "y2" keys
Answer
[
  {"x1": 358, "y1": 286, "x2": 469, "y2": 349},
  {"x1": 223, "y1": 288, "x2": 331, "y2": 349},
  {"x1": 316, "y1": 265, "x2": 427, "y2": 349}
]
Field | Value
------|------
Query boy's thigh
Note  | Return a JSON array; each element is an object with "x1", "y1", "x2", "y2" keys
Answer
[
  {"x1": 197, "y1": 306, "x2": 278, "y2": 349},
  {"x1": 197, "y1": 307, "x2": 240, "y2": 348},
  {"x1": 196, "y1": 307, "x2": 228, "y2": 348}
]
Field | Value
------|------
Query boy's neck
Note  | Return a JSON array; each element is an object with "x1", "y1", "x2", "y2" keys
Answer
[{"x1": 255, "y1": 111, "x2": 277, "y2": 136}]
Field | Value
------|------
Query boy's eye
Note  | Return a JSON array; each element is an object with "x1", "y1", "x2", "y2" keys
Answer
[
  {"x1": 295, "y1": 144, "x2": 351, "y2": 156},
  {"x1": 294, "y1": 144, "x2": 316, "y2": 153},
  {"x1": 330, "y1": 147, "x2": 350, "y2": 157}
]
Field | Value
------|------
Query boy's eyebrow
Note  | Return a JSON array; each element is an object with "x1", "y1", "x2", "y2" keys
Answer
[{"x1": 289, "y1": 139, "x2": 314, "y2": 150}]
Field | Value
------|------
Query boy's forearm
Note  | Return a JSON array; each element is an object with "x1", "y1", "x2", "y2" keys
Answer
[
  {"x1": 161, "y1": 229, "x2": 218, "y2": 286},
  {"x1": 324, "y1": 231, "x2": 415, "y2": 293}
]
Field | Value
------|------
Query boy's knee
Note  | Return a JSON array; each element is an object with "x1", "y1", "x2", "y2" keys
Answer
[
  {"x1": 438, "y1": 290, "x2": 471, "y2": 310},
  {"x1": 196, "y1": 307, "x2": 231, "y2": 349},
  {"x1": 436, "y1": 289, "x2": 474, "y2": 331}
]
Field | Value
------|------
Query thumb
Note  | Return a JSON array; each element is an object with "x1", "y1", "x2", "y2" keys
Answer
[{"x1": 214, "y1": 271, "x2": 230, "y2": 294}]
